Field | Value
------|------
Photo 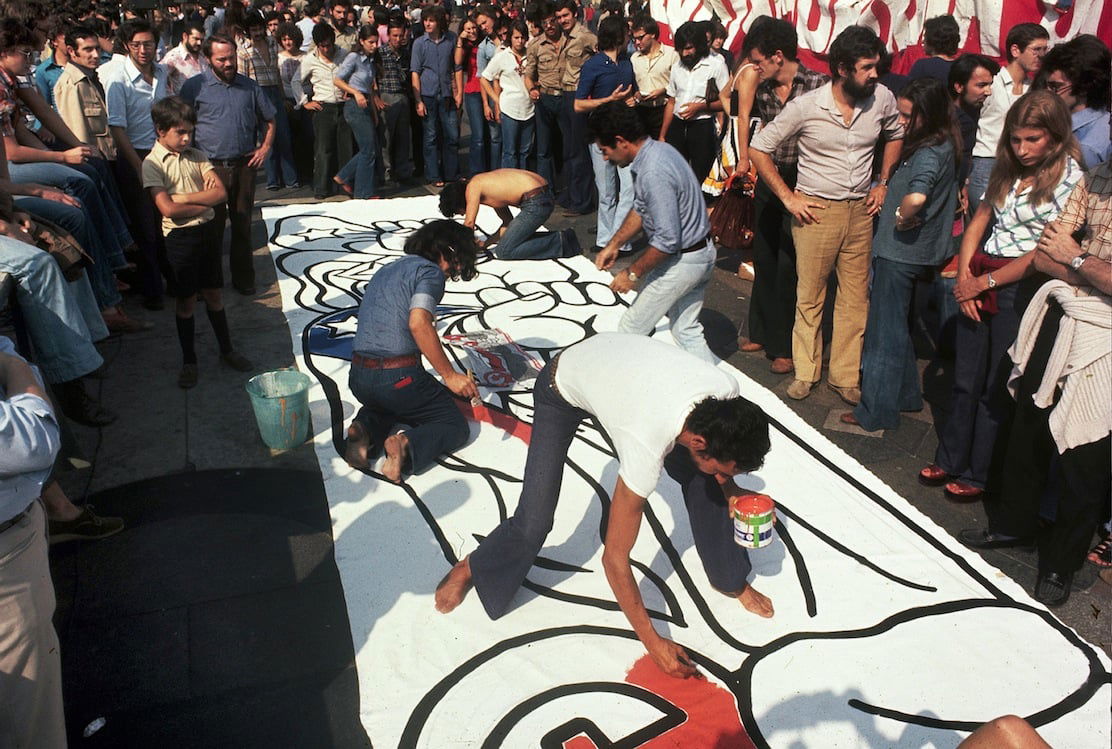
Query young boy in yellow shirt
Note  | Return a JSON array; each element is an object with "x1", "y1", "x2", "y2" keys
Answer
[{"x1": 142, "y1": 97, "x2": 253, "y2": 388}]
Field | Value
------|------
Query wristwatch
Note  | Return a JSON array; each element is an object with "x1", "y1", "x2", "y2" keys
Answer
[
  {"x1": 1070, "y1": 252, "x2": 1091, "y2": 271},
  {"x1": 626, "y1": 269, "x2": 639, "y2": 282},
  {"x1": 986, "y1": 272, "x2": 997, "y2": 289}
]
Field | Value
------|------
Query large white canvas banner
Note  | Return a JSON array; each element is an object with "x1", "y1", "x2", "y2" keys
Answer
[{"x1": 263, "y1": 197, "x2": 1110, "y2": 748}]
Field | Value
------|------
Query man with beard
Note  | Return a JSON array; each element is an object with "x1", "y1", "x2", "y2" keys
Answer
[
  {"x1": 326, "y1": 0, "x2": 358, "y2": 53},
  {"x1": 736, "y1": 18, "x2": 828, "y2": 377},
  {"x1": 162, "y1": 21, "x2": 208, "y2": 93},
  {"x1": 948, "y1": 54, "x2": 999, "y2": 193},
  {"x1": 659, "y1": 21, "x2": 727, "y2": 187},
  {"x1": 968, "y1": 22, "x2": 1048, "y2": 214},
  {"x1": 749, "y1": 25, "x2": 902, "y2": 404},
  {"x1": 179, "y1": 33, "x2": 276, "y2": 296}
]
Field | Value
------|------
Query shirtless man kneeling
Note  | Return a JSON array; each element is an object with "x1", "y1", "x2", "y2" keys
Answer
[
  {"x1": 436, "y1": 333, "x2": 776, "y2": 679},
  {"x1": 439, "y1": 169, "x2": 582, "y2": 260}
]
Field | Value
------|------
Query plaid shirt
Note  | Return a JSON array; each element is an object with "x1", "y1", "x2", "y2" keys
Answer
[
  {"x1": 237, "y1": 36, "x2": 282, "y2": 88},
  {"x1": 1056, "y1": 161, "x2": 1112, "y2": 264},
  {"x1": 379, "y1": 43, "x2": 409, "y2": 95},
  {"x1": 753, "y1": 63, "x2": 827, "y2": 167}
]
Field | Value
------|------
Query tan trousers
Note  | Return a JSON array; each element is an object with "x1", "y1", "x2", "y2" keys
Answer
[
  {"x1": 0, "y1": 501, "x2": 66, "y2": 748},
  {"x1": 789, "y1": 194, "x2": 872, "y2": 387}
]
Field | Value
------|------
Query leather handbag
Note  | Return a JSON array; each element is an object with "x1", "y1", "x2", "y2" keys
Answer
[
  {"x1": 709, "y1": 169, "x2": 756, "y2": 250},
  {"x1": 30, "y1": 217, "x2": 93, "y2": 282}
]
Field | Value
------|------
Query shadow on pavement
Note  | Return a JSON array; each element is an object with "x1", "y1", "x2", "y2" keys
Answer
[{"x1": 49, "y1": 468, "x2": 369, "y2": 748}]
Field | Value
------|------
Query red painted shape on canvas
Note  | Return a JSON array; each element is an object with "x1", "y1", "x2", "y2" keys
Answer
[
  {"x1": 455, "y1": 400, "x2": 533, "y2": 444},
  {"x1": 624, "y1": 655, "x2": 758, "y2": 748},
  {"x1": 904, "y1": 0, "x2": 916, "y2": 20},
  {"x1": 563, "y1": 737, "x2": 596, "y2": 749}
]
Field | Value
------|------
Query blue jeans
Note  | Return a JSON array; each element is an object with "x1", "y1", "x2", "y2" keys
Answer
[
  {"x1": 0, "y1": 235, "x2": 103, "y2": 383},
  {"x1": 500, "y1": 114, "x2": 534, "y2": 169},
  {"x1": 14, "y1": 195, "x2": 122, "y2": 311},
  {"x1": 8, "y1": 160, "x2": 130, "y2": 265},
  {"x1": 464, "y1": 91, "x2": 501, "y2": 175},
  {"x1": 262, "y1": 85, "x2": 298, "y2": 187},
  {"x1": 469, "y1": 359, "x2": 750, "y2": 619},
  {"x1": 589, "y1": 142, "x2": 632, "y2": 251},
  {"x1": 533, "y1": 93, "x2": 562, "y2": 188},
  {"x1": 340, "y1": 99, "x2": 378, "y2": 199},
  {"x1": 420, "y1": 95, "x2": 459, "y2": 183},
  {"x1": 934, "y1": 280, "x2": 1034, "y2": 488},
  {"x1": 348, "y1": 362, "x2": 469, "y2": 474},
  {"x1": 558, "y1": 91, "x2": 593, "y2": 213},
  {"x1": 854, "y1": 257, "x2": 933, "y2": 431},
  {"x1": 491, "y1": 188, "x2": 565, "y2": 260},
  {"x1": 618, "y1": 244, "x2": 717, "y2": 363},
  {"x1": 967, "y1": 157, "x2": 994, "y2": 216}
]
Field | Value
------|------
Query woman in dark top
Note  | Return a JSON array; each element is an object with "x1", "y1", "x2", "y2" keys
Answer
[{"x1": 844, "y1": 78, "x2": 960, "y2": 431}]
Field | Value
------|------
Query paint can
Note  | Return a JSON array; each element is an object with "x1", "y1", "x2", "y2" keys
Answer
[{"x1": 731, "y1": 494, "x2": 775, "y2": 548}]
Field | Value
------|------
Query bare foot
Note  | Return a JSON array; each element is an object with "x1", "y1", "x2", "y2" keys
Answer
[
  {"x1": 344, "y1": 421, "x2": 370, "y2": 469},
  {"x1": 382, "y1": 431, "x2": 410, "y2": 483},
  {"x1": 435, "y1": 558, "x2": 473, "y2": 613},
  {"x1": 738, "y1": 584, "x2": 774, "y2": 618}
]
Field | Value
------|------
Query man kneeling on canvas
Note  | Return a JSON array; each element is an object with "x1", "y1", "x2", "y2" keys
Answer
[
  {"x1": 344, "y1": 220, "x2": 481, "y2": 482},
  {"x1": 437, "y1": 332, "x2": 775, "y2": 678},
  {"x1": 438, "y1": 169, "x2": 582, "y2": 260}
]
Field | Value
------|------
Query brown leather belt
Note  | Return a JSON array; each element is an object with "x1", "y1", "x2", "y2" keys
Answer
[
  {"x1": 679, "y1": 234, "x2": 711, "y2": 254},
  {"x1": 521, "y1": 185, "x2": 549, "y2": 201},
  {"x1": 352, "y1": 353, "x2": 420, "y2": 370},
  {"x1": 0, "y1": 507, "x2": 29, "y2": 534},
  {"x1": 547, "y1": 354, "x2": 564, "y2": 400},
  {"x1": 539, "y1": 86, "x2": 562, "y2": 96}
]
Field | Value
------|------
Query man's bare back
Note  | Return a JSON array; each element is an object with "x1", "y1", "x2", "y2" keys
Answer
[{"x1": 468, "y1": 169, "x2": 549, "y2": 208}]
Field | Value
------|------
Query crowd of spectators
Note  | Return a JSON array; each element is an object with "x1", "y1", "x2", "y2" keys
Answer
[{"x1": 0, "y1": 0, "x2": 1109, "y2": 745}]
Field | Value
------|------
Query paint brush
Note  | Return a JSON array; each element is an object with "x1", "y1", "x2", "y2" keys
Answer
[{"x1": 466, "y1": 368, "x2": 481, "y2": 407}]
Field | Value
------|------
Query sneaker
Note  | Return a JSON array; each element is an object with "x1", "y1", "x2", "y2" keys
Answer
[
  {"x1": 221, "y1": 350, "x2": 254, "y2": 371},
  {"x1": 786, "y1": 379, "x2": 814, "y2": 400},
  {"x1": 49, "y1": 505, "x2": 124, "y2": 544},
  {"x1": 178, "y1": 363, "x2": 199, "y2": 389}
]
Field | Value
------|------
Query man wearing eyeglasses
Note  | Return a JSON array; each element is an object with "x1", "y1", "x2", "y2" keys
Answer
[
  {"x1": 629, "y1": 15, "x2": 675, "y2": 139},
  {"x1": 102, "y1": 18, "x2": 171, "y2": 309}
]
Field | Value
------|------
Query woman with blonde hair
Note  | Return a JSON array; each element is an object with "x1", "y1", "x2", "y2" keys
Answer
[{"x1": 921, "y1": 90, "x2": 1083, "y2": 499}]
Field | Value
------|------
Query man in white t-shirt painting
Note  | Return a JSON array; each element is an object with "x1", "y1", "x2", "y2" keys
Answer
[{"x1": 436, "y1": 333, "x2": 776, "y2": 679}]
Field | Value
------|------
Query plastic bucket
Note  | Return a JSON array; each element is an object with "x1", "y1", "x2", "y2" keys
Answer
[
  {"x1": 731, "y1": 494, "x2": 776, "y2": 548},
  {"x1": 245, "y1": 370, "x2": 312, "y2": 450}
]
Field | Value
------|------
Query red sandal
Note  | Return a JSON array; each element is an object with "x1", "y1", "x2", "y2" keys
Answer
[
  {"x1": 918, "y1": 464, "x2": 949, "y2": 486},
  {"x1": 1087, "y1": 536, "x2": 1112, "y2": 568}
]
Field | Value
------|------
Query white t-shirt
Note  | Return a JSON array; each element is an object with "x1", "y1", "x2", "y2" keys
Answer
[
  {"x1": 973, "y1": 68, "x2": 1027, "y2": 158},
  {"x1": 665, "y1": 53, "x2": 729, "y2": 121},
  {"x1": 554, "y1": 333, "x2": 740, "y2": 498},
  {"x1": 482, "y1": 47, "x2": 534, "y2": 122}
]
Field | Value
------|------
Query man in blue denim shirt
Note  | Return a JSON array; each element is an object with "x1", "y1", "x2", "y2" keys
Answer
[
  {"x1": 410, "y1": 5, "x2": 458, "y2": 184},
  {"x1": 0, "y1": 336, "x2": 66, "y2": 749},
  {"x1": 344, "y1": 220, "x2": 480, "y2": 482},
  {"x1": 590, "y1": 102, "x2": 717, "y2": 363}
]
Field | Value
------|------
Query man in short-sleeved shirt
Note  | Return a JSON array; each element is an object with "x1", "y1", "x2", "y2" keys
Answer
[
  {"x1": 591, "y1": 102, "x2": 718, "y2": 364},
  {"x1": 660, "y1": 21, "x2": 728, "y2": 186},
  {"x1": 179, "y1": 33, "x2": 276, "y2": 294},
  {"x1": 750, "y1": 25, "x2": 902, "y2": 403},
  {"x1": 437, "y1": 332, "x2": 777, "y2": 680}
]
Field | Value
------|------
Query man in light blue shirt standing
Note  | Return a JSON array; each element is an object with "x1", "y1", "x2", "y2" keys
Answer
[
  {"x1": 410, "y1": 4, "x2": 458, "y2": 185},
  {"x1": 0, "y1": 336, "x2": 65, "y2": 749},
  {"x1": 590, "y1": 102, "x2": 717, "y2": 364}
]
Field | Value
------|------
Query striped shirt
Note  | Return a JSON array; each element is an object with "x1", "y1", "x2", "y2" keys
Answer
[
  {"x1": 983, "y1": 159, "x2": 1084, "y2": 258},
  {"x1": 1055, "y1": 161, "x2": 1112, "y2": 265}
]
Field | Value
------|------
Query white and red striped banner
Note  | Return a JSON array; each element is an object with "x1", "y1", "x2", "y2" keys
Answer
[{"x1": 648, "y1": 0, "x2": 1112, "y2": 73}]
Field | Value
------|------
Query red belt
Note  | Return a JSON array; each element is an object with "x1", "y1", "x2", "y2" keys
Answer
[{"x1": 352, "y1": 353, "x2": 420, "y2": 370}]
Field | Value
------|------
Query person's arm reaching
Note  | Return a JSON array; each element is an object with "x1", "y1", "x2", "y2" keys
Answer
[
  {"x1": 408, "y1": 308, "x2": 480, "y2": 399},
  {"x1": 602, "y1": 477, "x2": 700, "y2": 679}
]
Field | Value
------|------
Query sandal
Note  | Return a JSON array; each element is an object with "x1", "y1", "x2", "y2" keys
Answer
[{"x1": 1087, "y1": 535, "x2": 1112, "y2": 568}]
